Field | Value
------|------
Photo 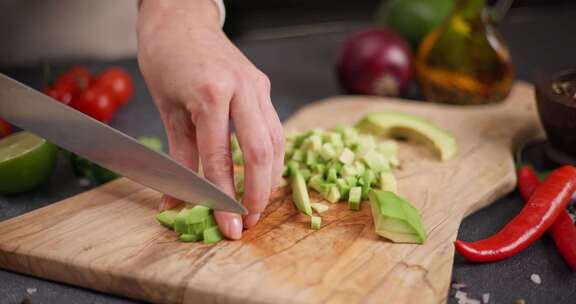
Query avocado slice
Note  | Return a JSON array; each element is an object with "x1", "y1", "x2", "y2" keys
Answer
[
  {"x1": 356, "y1": 111, "x2": 457, "y2": 161},
  {"x1": 369, "y1": 190, "x2": 427, "y2": 244},
  {"x1": 289, "y1": 163, "x2": 313, "y2": 215}
]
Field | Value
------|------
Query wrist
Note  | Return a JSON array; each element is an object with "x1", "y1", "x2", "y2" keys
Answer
[{"x1": 138, "y1": 0, "x2": 222, "y2": 39}]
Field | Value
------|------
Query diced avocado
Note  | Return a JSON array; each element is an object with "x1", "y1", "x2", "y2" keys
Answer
[
  {"x1": 342, "y1": 127, "x2": 359, "y2": 145},
  {"x1": 188, "y1": 221, "x2": 207, "y2": 236},
  {"x1": 139, "y1": 136, "x2": 165, "y2": 153},
  {"x1": 292, "y1": 132, "x2": 310, "y2": 149},
  {"x1": 300, "y1": 169, "x2": 312, "y2": 182},
  {"x1": 324, "y1": 132, "x2": 343, "y2": 148},
  {"x1": 379, "y1": 171, "x2": 398, "y2": 194},
  {"x1": 328, "y1": 160, "x2": 343, "y2": 172},
  {"x1": 308, "y1": 174, "x2": 326, "y2": 194},
  {"x1": 356, "y1": 111, "x2": 457, "y2": 161},
  {"x1": 361, "y1": 170, "x2": 376, "y2": 200},
  {"x1": 310, "y1": 216, "x2": 322, "y2": 230},
  {"x1": 338, "y1": 147, "x2": 356, "y2": 165},
  {"x1": 186, "y1": 205, "x2": 211, "y2": 224},
  {"x1": 348, "y1": 200, "x2": 361, "y2": 211},
  {"x1": 180, "y1": 233, "x2": 202, "y2": 242},
  {"x1": 287, "y1": 161, "x2": 299, "y2": 175},
  {"x1": 310, "y1": 163, "x2": 326, "y2": 175},
  {"x1": 291, "y1": 168, "x2": 313, "y2": 215},
  {"x1": 311, "y1": 202, "x2": 329, "y2": 213},
  {"x1": 341, "y1": 164, "x2": 358, "y2": 177},
  {"x1": 377, "y1": 140, "x2": 398, "y2": 156},
  {"x1": 203, "y1": 226, "x2": 224, "y2": 244},
  {"x1": 326, "y1": 167, "x2": 338, "y2": 183},
  {"x1": 320, "y1": 143, "x2": 337, "y2": 161},
  {"x1": 230, "y1": 135, "x2": 243, "y2": 165},
  {"x1": 335, "y1": 178, "x2": 351, "y2": 200},
  {"x1": 361, "y1": 185, "x2": 371, "y2": 201},
  {"x1": 348, "y1": 187, "x2": 362, "y2": 210},
  {"x1": 322, "y1": 184, "x2": 341, "y2": 203},
  {"x1": 205, "y1": 214, "x2": 217, "y2": 228},
  {"x1": 349, "y1": 187, "x2": 362, "y2": 202},
  {"x1": 362, "y1": 170, "x2": 376, "y2": 187},
  {"x1": 234, "y1": 171, "x2": 244, "y2": 199},
  {"x1": 306, "y1": 150, "x2": 319, "y2": 167},
  {"x1": 291, "y1": 150, "x2": 305, "y2": 162},
  {"x1": 285, "y1": 140, "x2": 295, "y2": 155},
  {"x1": 302, "y1": 134, "x2": 323, "y2": 151},
  {"x1": 361, "y1": 150, "x2": 390, "y2": 172},
  {"x1": 345, "y1": 176, "x2": 358, "y2": 187},
  {"x1": 354, "y1": 161, "x2": 367, "y2": 175},
  {"x1": 369, "y1": 190, "x2": 427, "y2": 244},
  {"x1": 156, "y1": 209, "x2": 179, "y2": 229},
  {"x1": 377, "y1": 140, "x2": 400, "y2": 168},
  {"x1": 174, "y1": 207, "x2": 195, "y2": 234},
  {"x1": 355, "y1": 135, "x2": 377, "y2": 154}
]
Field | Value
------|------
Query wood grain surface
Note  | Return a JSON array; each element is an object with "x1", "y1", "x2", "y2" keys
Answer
[{"x1": 0, "y1": 82, "x2": 541, "y2": 304}]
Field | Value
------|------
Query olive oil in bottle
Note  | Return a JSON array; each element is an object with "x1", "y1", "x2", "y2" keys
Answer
[{"x1": 416, "y1": 0, "x2": 513, "y2": 105}]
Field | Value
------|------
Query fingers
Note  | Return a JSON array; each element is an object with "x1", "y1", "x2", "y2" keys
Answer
[
  {"x1": 231, "y1": 85, "x2": 274, "y2": 228},
  {"x1": 190, "y1": 85, "x2": 242, "y2": 239},
  {"x1": 256, "y1": 75, "x2": 285, "y2": 188},
  {"x1": 159, "y1": 195, "x2": 182, "y2": 211},
  {"x1": 158, "y1": 105, "x2": 199, "y2": 211}
]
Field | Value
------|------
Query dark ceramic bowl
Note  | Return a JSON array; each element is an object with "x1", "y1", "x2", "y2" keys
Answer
[{"x1": 535, "y1": 69, "x2": 576, "y2": 164}]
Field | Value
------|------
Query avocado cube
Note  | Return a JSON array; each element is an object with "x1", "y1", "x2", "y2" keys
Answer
[
  {"x1": 156, "y1": 209, "x2": 179, "y2": 229},
  {"x1": 203, "y1": 226, "x2": 224, "y2": 244},
  {"x1": 180, "y1": 233, "x2": 202, "y2": 242},
  {"x1": 338, "y1": 148, "x2": 356, "y2": 165}
]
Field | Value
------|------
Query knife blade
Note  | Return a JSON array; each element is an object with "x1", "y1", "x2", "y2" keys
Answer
[{"x1": 0, "y1": 73, "x2": 246, "y2": 214}]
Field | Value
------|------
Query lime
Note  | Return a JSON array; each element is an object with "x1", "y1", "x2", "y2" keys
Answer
[{"x1": 0, "y1": 132, "x2": 58, "y2": 194}]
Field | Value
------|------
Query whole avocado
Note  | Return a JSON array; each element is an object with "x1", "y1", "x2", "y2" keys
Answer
[{"x1": 376, "y1": 0, "x2": 454, "y2": 50}]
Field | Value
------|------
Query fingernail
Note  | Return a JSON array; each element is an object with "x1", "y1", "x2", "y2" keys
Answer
[
  {"x1": 244, "y1": 213, "x2": 261, "y2": 228},
  {"x1": 225, "y1": 216, "x2": 243, "y2": 240},
  {"x1": 158, "y1": 197, "x2": 167, "y2": 211}
]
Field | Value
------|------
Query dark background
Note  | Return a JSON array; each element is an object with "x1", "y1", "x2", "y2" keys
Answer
[{"x1": 1, "y1": 1, "x2": 576, "y2": 303}]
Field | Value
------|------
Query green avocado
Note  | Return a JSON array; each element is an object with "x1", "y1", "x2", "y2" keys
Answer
[
  {"x1": 369, "y1": 190, "x2": 427, "y2": 244},
  {"x1": 289, "y1": 163, "x2": 313, "y2": 215},
  {"x1": 356, "y1": 111, "x2": 457, "y2": 161},
  {"x1": 156, "y1": 209, "x2": 179, "y2": 229},
  {"x1": 375, "y1": 0, "x2": 454, "y2": 50}
]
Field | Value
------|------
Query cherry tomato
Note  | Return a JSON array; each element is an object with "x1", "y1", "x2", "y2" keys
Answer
[
  {"x1": 95, "y1": 67, "x2": 133, "y2": 106},
  {"x1": 0, "y1": 119, "x2": 12, "y2": 138},
  {"x1": 73, "y1": 87, "x2": 117, "y2": 123},
  {"x1": 43, "y1": 82, "x2": 76, "y2": 105},
  {"x1": 56, "y1": 65, "x2": 92, "y2": 93}
]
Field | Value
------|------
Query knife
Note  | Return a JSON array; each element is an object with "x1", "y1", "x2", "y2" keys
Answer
[{"x1": 0, "y1": 73, "x2": 246, "y2": 214}]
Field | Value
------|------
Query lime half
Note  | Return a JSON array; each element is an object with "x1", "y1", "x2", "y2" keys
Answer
[{"x1": 0, "y1": 132, "x2": 57, "y2": 194}]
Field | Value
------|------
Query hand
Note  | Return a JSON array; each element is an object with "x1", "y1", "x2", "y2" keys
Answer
[{"x1": 137, "y1": 0, "x2": 284, "y2": 239}]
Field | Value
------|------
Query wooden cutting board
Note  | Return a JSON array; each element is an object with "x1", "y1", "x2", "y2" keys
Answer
[{"x1": 0, "y1": 82, "x2": 541, "y2": 304}]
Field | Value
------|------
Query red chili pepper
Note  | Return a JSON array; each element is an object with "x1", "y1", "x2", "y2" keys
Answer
[
  {"x1": 518, "y1": 165, "x2": 576, "y2": 270},
  {"x1": 0, "y1": 118, "x2": 12, "y2": 138},
  {"x1": 455, "y1": 165, "x2": 576, "y2": 263},
  {"x1": 517, "y1": 165, "x2": 540, "y2": 202}
]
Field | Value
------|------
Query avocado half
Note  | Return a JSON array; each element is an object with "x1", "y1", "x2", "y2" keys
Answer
[{"x1": 356, "y1": 111, "x2": 457, "y2": 161}]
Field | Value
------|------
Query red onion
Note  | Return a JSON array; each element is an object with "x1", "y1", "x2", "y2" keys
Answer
[{"x1": 336, "y1": 28, "x2": 413, "y2": 97}]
